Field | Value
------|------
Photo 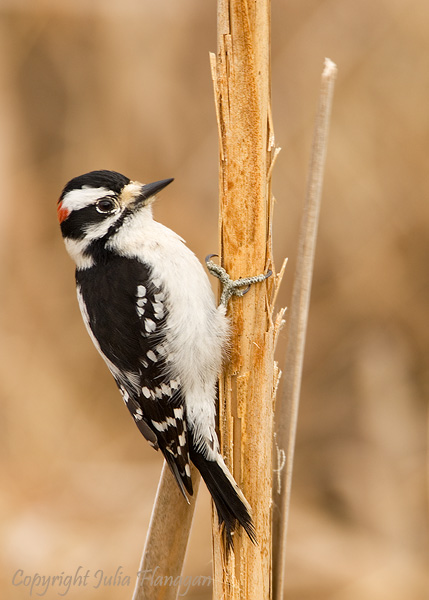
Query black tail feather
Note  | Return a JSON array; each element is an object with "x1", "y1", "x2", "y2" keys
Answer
[
  {"x1": 190, "y1": 449, "x2": 257, "y2": 549},
  {"x1": 163, "y1": 451, "x2": 193, "y2": 501}
]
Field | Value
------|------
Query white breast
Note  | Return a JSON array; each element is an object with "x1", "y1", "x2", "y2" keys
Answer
[{"x1": 106, "y1": 207, "x2": 229, "y2": 449}]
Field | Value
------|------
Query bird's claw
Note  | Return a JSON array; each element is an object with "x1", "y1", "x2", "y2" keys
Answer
[{"x1": 205, "y1": 255, "x2": 272, "y2": 306}]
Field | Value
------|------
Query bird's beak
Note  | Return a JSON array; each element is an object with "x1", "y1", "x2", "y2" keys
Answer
[
  {"x1": 121, "y1": 178, "x2": 174, "y2": 209},
  {"x1": 135, "y1": 179, "x2": 173, "y2": 206},
  {"x1": 139, "y1": 178, "x2": 174, "y2": 202}
]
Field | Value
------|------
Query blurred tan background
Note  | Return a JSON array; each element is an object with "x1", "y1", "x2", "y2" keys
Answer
[{"x1": 0, "y1": 1, "x2": 428, "y2": 598}]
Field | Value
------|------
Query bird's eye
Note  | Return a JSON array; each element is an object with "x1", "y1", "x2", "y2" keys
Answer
[{"x1": 96, "y1": 197, "x2": 118, "y2": 214}]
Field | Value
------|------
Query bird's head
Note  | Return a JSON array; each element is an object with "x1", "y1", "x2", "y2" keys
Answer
[{"x1": 57, "y1": 170, "x2": 173, "y2": 267}]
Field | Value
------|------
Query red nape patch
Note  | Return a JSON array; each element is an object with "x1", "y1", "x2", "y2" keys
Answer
[{"x1": 57, "y1": 201, "x2": 70, "y2": 223}]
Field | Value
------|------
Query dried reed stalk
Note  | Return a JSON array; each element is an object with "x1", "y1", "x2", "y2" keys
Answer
[
  {"x1": 132, "y1": 3, "x2": 286, "y2": 598},
  {"x1": 132, "y1": 464, "x2": 200, "y2": 600},
  {"x1": 210, "y1": 1, "x2": 284, "y2": 598},
  {"x1": 272, "y1": 58, "x2": 338, "y2": 600}
]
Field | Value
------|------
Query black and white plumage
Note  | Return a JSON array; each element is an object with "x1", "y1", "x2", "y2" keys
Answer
[{"x1": 58, "y1": 170, "x2": 255, "y2": 546}]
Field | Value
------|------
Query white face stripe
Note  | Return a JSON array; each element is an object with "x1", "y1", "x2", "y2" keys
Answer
[
  {"x1": 61, "y1": 182, "x2": 145, "y2": 214},
  {"x1": 83, "y1": 217, "x2": 120, "y2": 241},
  {"x1": 64, "y1": 238, "x2": 95, "y2": 269},
  {"x1": 61, "y1": 186, "x2": 113, "y2": 212},
  {"x1": 63, "y1": 213, "x2": 122, "y2": 267}
]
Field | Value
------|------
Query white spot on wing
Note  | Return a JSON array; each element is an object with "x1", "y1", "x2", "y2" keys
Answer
[
  {"x1": 161, "y1": 383, "x2": 171, "y2": 396},
  {"x1": 145, "y1": 319, "x2": 156, "y2": 333},
  {"x1": 156, "y1": 343, "x2": 166, "y2": 356},
  {"x1": 120, "y1": 388, "x2": 130, "y2": 403},
  {"x1": 147, "y1": 350, "x2": 157, "y2": 362},
  {"x1": 152, "y1": 420, "x2": 168, "y2": 432},
  {"x1": 173, "y1": 407, "x2": 183, "y2": 419},
  {"x1": 153, "y1": 302, "x2": 164, "y2": 319}
]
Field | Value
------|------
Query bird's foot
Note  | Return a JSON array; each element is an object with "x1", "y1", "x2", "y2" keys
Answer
[{"x1": 205, "y1": 254, "x2": 272, "y2": 307}]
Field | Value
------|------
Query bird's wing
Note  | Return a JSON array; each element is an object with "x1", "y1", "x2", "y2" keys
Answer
[{"x1": 76, "y1": 255, "x2": 193, "y2": 496}]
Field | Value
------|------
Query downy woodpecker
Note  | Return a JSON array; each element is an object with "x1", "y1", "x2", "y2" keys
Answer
[{"x1": 58, "y1": 170, "x2": 269, "y2": 546}]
